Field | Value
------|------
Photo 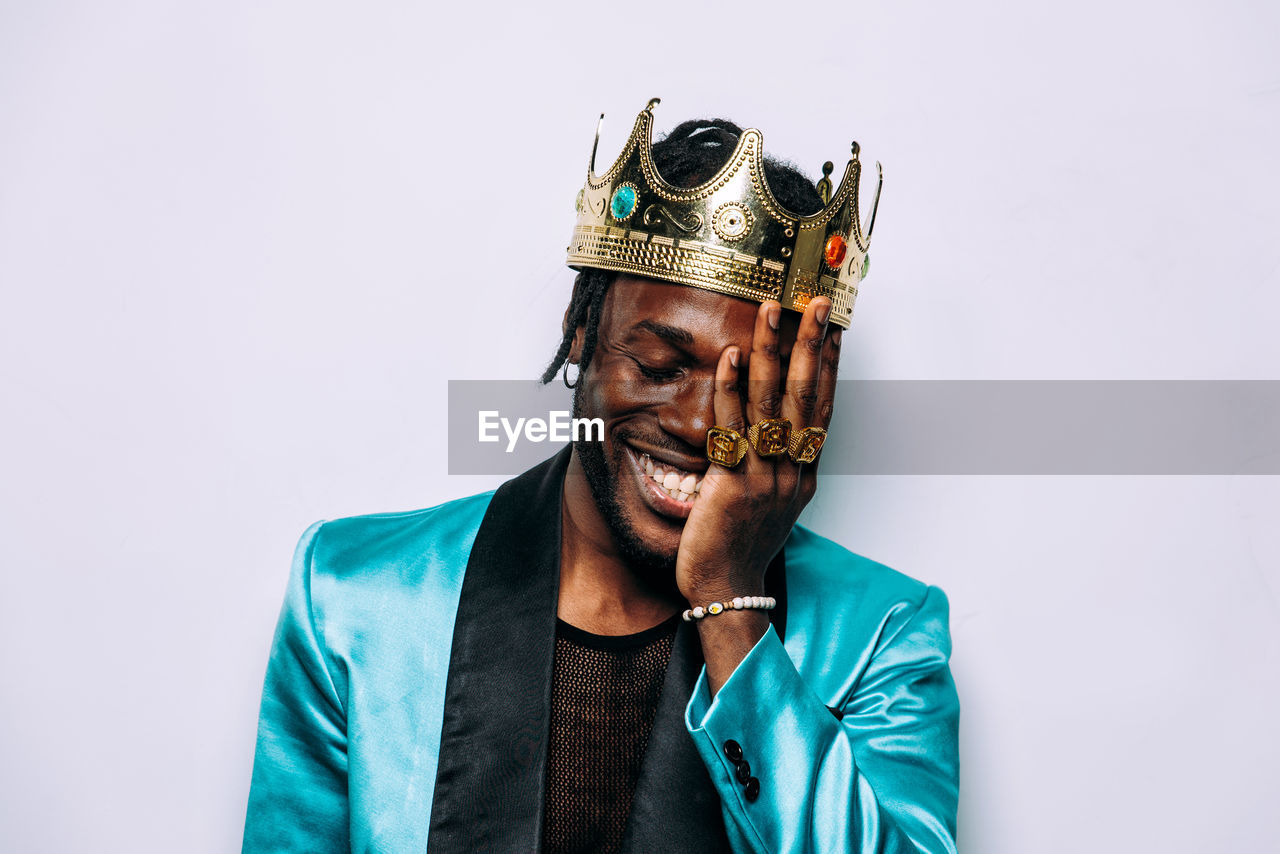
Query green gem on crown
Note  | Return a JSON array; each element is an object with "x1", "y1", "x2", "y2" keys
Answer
[
  {"x1": 610, "y1": 185, "x2": 637, "y2": 220},
  {"x1": 861, "y1": 253, "x2": 871, "y2": 278}
]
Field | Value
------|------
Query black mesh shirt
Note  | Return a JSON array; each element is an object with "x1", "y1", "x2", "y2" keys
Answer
[{"x1": 541, "y1": 614, "x2": 680, "y2": 854}]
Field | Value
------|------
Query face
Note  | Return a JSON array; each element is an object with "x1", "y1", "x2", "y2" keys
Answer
[{"x1": 569, "y1": 275, "x2": 802, "y2": 577}]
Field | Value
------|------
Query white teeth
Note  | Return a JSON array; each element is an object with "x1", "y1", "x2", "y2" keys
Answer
[{"x1": 635, "y1": 448, "x2": 702, "y2": 502}]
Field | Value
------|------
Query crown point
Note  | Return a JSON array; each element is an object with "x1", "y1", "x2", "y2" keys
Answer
[
  {"x1": 816, "y1": 161, "x2": 835, "y2": 205},
  {"x1": 850, "y1": 141, "x2": 861, "y2": 158},
  {"x1": 589, "y1": 114, "x2": 606, "y2": 174},
  {"x1": 646, "y1": 98, "x2": 661, "y2": 112}
]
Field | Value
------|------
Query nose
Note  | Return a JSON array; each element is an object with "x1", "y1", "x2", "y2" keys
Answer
[{"x1": 655, "y1": 373, "x2": 717, "y2": 452}]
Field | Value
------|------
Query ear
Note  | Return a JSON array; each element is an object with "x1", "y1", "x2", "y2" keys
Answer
[{"x1": 563, "y1": 306, "x2": 586, "y2": 365}]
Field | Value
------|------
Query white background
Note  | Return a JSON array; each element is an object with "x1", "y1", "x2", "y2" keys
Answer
[{"x1": 2, "y1": 1, "x2": 1278, "y2": 851}]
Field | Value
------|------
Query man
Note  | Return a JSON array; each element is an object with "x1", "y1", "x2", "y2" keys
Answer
[{"x1": 243, "y1": 99, "x2": 959, "y2": 853}]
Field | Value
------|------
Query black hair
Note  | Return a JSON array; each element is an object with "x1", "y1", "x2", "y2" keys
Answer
[{"x1": 539, "y1": 118, "x2": 825, "y2": 385}]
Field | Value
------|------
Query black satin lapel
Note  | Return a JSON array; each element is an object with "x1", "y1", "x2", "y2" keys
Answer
[
  {"x1": 618, "y1": 548, "x2": 788, "y2": 853},
  {"x1": 426, "y1": 448, "x2": 570, "y2": 854}
]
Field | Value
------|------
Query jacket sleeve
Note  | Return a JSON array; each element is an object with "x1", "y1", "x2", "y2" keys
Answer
[
  {"x1": 243, "y1": 522, "x2": 351, "y2": 853},
  {"x1": 685, "y1": 585, "x2": 960, "y2": 854}
]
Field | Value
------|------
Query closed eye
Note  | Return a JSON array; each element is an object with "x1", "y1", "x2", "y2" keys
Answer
[{"x1": 630, "y1": 358, "x2": 682, "y2": 382}]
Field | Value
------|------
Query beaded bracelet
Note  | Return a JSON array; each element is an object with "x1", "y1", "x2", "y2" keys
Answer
[{"x1": 682, "y1": 595, "x2": 777, "y2": 622}]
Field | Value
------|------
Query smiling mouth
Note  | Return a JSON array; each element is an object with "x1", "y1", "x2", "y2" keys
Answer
[{"x1": 625, "y1": 443, "x2": 705, "y2": 505}]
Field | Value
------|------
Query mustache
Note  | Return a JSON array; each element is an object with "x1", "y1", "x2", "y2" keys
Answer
[{"x1": 610, "y1": 426, "x2": 703, "y2": 460}]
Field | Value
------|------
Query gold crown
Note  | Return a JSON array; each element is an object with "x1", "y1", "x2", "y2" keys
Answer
[{"x1": 566, "y1": 98, "x2": 882, "y2": 329}]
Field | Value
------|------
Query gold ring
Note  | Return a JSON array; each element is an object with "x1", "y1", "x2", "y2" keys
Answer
[
  {"x1": 706, "y1": 425, "x2": 748, "y2": 469},
  {"x1": 747, "y1": 418, "x2": 791, "y2": 458},
  {"x1": 787, "y1": 426, "x2": 828, "y2": 464}
]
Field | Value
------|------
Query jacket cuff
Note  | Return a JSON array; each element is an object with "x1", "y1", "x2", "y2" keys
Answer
[{"x1": 684, "y1": 623, "x2": 842, "y2": 849}]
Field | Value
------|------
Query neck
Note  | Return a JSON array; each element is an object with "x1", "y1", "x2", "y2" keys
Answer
[{"x1": 558, "y1": 449, "x2": 682, "y2": 635}]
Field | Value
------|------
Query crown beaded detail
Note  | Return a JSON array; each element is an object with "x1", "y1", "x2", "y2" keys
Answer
[{"x1": 566, "y1": 98, "x2": 882, "y2": 329}]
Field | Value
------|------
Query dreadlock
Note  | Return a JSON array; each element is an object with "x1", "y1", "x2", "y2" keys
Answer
[{"x1": 540, "y1": 118, "x2": 827, "y2": 385}]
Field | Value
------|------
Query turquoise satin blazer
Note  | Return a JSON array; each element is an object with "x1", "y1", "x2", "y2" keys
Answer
[{"x1": 243, "y1": 449, "x2": 959, "y2": 852}]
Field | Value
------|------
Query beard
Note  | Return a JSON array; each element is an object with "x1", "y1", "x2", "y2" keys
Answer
[{"x1": 570, "y1": 385, "x2": 680, "y2": 590}]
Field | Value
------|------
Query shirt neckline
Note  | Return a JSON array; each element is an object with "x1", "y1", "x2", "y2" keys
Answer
[{"x1": 555, "y1": 612, "x2": 681, "y2": 652}]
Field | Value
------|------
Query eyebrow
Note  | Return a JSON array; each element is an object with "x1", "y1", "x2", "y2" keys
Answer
[{"x1": 626, "y1": 319, "x2": 695, "y2": 348}]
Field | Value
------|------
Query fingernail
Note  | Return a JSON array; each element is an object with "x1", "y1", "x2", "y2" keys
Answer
[
  {"x1": 729, "y1": 348, "x2": 739, "y2": 368},
  {"x1": 831, "y1": 328, "x2": 842, "y2": 347},
  {"x1": 816, "y1": 301, "x2": 832, "y2": 325},
  {"x1": 767, "y1": 306, "x2": 781, "y2": 331}
]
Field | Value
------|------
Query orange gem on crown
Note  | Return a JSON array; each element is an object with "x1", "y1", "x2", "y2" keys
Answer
[{"x1": 823, "y1": 235, "x2": 847, "y2": 268}]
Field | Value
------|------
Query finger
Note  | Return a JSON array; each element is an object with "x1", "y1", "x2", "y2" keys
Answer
[
  {"x1": 781, "y1": 296, "x2": 832, "y2": 429},
  {"x1": 745, "y1": 301, "x2": 783, "y2": 424},
  {"x1": 806, "y1": 326, "x2": 842, "y2": 475},
  {"x1": 814, "y1": 326, "x2": 841, "y2": 430},
  {"x1": 713, "y1": 346, "x2": 746, "y2": 434},
  {"x1": 705, "y1": 346, "x2": 748, "y2": 473}
]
